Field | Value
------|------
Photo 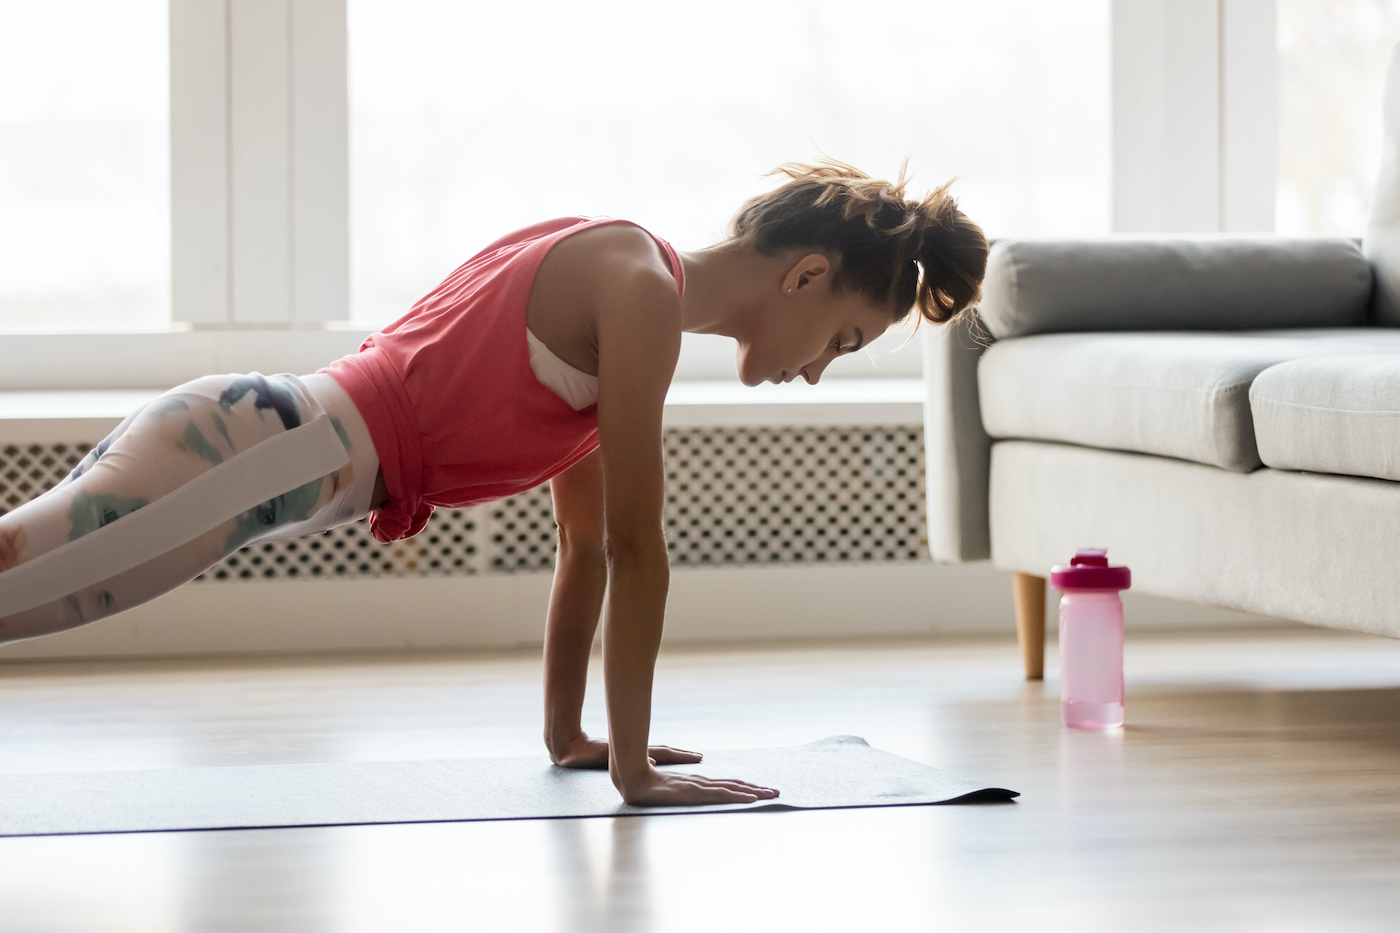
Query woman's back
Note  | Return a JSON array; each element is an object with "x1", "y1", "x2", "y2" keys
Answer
[{"x1": 321, "y1": 217, "x2": 684, "y2": 542}]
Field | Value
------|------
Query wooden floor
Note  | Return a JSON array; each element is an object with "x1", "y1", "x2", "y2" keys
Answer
[{"x1": 2, "y1": 624, "x2": 1400, "y2": 932}]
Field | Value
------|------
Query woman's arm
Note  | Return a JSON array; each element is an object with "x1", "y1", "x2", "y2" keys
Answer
[
  {"x1": 544, "y1": 451, "x2": 705, "y2": 769},
  {"x1": 591, "y1": 234, "x2": 776, "y2": 806},
  {"x1": 543, "y1": 451, "x2": 609, "y2": 763}
]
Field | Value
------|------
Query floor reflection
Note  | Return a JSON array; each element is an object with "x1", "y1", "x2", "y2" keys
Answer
[
  {"x1": 550, "y1": 818, "x2": 653, "y2": 933},
  {"x1": 178, "y1": 828, "x2": 337, "y2": 933}
]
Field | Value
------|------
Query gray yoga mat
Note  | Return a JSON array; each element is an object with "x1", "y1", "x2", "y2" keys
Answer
[{"x1": 0, "y1": 736, "x2": 1017, "y2": 837}]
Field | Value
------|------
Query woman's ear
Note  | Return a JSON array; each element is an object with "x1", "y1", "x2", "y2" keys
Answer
[{"x1": 782, "y1": 253, "x2": 831, "y2": 295}]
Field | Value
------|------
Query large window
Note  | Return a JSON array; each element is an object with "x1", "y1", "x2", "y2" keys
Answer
[
  {"x1": 1277, "y1": 0, "x2": 1400, "y2": 236},
  {"x1": 348, "y1": 0, "x2": 1111, "y2": 325},
  {"x1": 9, "y1": 2, "x2": 1400, "y2": 340},
  {"x1": 0, "y1": 1, "x2": 170, "y2": 333}
]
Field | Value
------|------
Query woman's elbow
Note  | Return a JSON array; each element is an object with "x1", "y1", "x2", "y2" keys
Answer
[
  {"x1": 556, "y1": 525, "x2": 606, "y2": 569},
  {"x1": 602, "y1": 529, "x2": 668, "y2": 570}
]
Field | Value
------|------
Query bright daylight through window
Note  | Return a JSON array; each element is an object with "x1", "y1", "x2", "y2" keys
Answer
[
  {"x1": 347, "y1": 0, "x2": 1113, "y2": 329},
  {"x1": 1277, "y1": 0, "x2": 1400, "y2": 235},
  {"x1": 9, "y1": 2, "x2": 1398, "y2": 337},
  {"x1": 0, "y1": 0, "x2": 170, "y2": 333}
]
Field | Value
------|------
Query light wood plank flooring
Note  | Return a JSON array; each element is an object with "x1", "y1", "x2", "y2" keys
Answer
[{"x1": 2, "y1": 624, "x2": 1399, "y2": 932}]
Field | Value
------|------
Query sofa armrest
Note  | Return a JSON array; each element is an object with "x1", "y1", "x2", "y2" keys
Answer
[
  {"x1": 922, "y1": 312, "x2": 991, "y2": 563},
  {"x1": 980, "y1": 238, "x2": 1373, "y2": 340}
]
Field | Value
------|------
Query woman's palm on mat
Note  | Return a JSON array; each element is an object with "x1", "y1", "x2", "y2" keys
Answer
[
  {"x1": 549, "y1": 733, "x2": 778, "y2": 805},
  {"x1": 618, "y1": 768, "x2": 780, "y2": 807},
  {"x1": 549, "y1": 732, "x2": 700, "y2": 770}
]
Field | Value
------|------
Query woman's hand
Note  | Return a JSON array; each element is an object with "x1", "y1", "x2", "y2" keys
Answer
[
  {"x1": 548, "y1": 731, "x2": 702, "y2": 770},
  {"x1": 617, "y1": 767, "x2": 780, "y2": 807}
]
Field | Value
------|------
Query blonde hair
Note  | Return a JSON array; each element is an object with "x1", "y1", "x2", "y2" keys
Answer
[{"x1": 730, "y1": 160, "x2": 988, "y2": 326}]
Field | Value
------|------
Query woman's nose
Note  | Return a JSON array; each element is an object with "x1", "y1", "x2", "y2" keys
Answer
[{"x1": 802, "y1": 358, "x2": 831, "y2": 385}]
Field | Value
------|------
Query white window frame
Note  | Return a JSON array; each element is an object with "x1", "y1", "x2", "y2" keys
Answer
[
  {"x1": 1111, "y1": 0, "x2": 1277, "y2": 232},
  {"x1": 171, "y1": 0, "x2": 349, "y2": 328}
]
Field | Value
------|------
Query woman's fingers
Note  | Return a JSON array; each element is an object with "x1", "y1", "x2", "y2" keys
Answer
[
  {"x1": 647, "y1": 744, "x2": 703, "y2": 764},
  {"x1": 700, "y1": 788, "x2": 759, "y2": 803},
  {"x1": 691, "y1": 776, "x2": 779, "y2": 796},
  {"x1": 560, "y1": 742, "x2": 703, "y2": 769},
  {"x1": 617, "y1": 768, "x2": 780, "y2": 807},
  {"x1": 668, "y1": 780, "x2": 757, "y2": 804},
  {"x1": 678, "y1": 774, "x2": 779, "y2": 799}
]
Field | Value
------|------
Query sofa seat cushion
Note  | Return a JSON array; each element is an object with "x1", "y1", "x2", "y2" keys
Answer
[
  {"x1": 978, "y1": 329, "x2": 1400, "y2": 472},
  {"x1": 1252, "y1": 356, "x2": 1400, "y2": 481}
]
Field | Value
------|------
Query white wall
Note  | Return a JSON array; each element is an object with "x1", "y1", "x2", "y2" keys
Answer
[{"x1": 0, "y1": 563, "x2": 1271, "y2": 661}]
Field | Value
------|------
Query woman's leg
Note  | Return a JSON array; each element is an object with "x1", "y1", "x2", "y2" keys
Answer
[{"x1": 0, "y1": 373, "x2": 351, "y2": 645}]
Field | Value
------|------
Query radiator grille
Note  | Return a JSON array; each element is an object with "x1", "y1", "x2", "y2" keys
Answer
[
  {"x1": 0, "y1": 443, "x2": 89, "y2": 511},
  {"x1": 0, "y1": 425, "x2": 927, "y2": 580},
  {"x1": 663, "y1": 427, "x2": 924, "y2": 565}
]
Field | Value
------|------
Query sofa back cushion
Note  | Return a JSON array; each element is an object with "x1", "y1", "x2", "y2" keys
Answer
[
  {"x1": 1366, "y1": 43, "x2": 1400, "y2": 327},
  {"x1": 979, "y1": 238, "x2": 1373, "y2": 340}
]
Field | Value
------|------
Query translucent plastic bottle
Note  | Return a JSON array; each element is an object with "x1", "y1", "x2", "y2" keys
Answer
[{"x1": 1050, "y1": 549, "x2": 1131, "y2": 729}]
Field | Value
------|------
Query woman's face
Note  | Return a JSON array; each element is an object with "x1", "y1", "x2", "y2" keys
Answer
[{"x1": 735, "y1": 253, "x2": 896, "y2": 387}]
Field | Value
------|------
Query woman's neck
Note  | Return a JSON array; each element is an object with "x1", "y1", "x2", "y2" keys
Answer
[{"x1": 676, "y1": 244, "x2": 769, "y2": 338}]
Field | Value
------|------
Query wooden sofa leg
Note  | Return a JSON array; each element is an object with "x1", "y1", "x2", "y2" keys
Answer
[{"x1": 1012, "y1": 572, "x2": 1047, "y2": 681}]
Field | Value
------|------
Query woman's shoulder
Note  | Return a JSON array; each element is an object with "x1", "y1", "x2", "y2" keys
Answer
[
  {"x1": 548, "y1": 220, "x2": 682, "y2": 297},
  {"x1": 470, "y1": 217, "x2": 674, "y2": 282},
  {"x1": 529, "y1": 220, "x2": 683, "y2": 345},
  {"x1": 469, "y1": 216, "x2": 593, "y2": 262}
]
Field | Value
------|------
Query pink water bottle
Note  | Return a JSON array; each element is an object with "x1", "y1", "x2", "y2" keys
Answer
[{"x1": 1050, "y1": 548, "x2": 1131, "y2": 729}]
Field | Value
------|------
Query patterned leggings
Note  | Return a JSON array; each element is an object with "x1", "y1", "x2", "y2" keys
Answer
[{"x1": 0, "y1": 372, "x2": 379, "y2": 646}]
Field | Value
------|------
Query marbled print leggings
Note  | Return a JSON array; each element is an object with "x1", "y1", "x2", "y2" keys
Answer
[{"x1": 0, "y1": 372, "x2": 379, "y2": 645}]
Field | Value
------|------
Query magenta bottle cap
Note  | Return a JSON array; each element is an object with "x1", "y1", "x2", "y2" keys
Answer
[{"x1": 1050, "y1": 548, "x2": 1131, "y2": 590}]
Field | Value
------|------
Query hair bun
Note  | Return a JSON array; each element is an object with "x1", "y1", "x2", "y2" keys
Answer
[
  {"x1": 731, "y1": 160, "x2": 988, "y2": 326},
  {"x1": 908, "y1": 180, "x2": 988, "y2": 325}
]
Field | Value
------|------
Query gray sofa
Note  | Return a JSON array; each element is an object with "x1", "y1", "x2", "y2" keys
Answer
[{"x1": 923, "y1": 46, "x2": 1400, "y2": 679}]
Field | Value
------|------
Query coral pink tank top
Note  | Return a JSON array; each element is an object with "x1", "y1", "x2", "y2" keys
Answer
[{"x1": 321, "y1": 217, "x2": 685, "y2": 543}]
